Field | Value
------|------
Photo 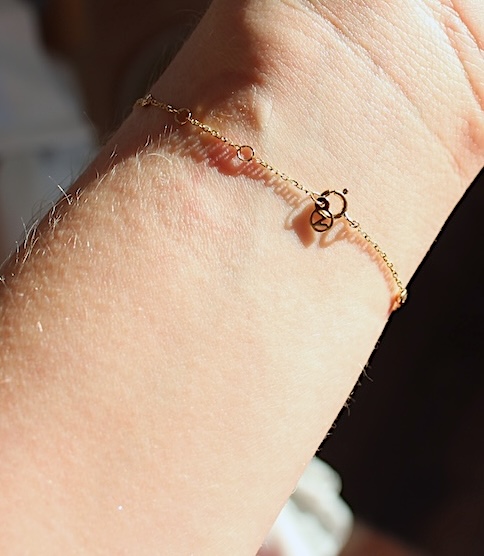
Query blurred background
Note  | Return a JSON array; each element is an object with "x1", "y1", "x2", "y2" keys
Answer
[{"x1": 1, "y1": 1, "x2": 483, "y2": 554}]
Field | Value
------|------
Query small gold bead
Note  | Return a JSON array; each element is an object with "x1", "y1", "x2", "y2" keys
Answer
[
  {"x1": 175, "y1": 108, "x2": 192, "y2": 125},
  {"x1": 237, "y1": 145, "x2": 255, "y2": 162}
]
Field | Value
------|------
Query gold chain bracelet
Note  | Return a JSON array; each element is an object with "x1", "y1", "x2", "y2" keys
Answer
[{"x1": 136, "y1": 93, "x2": 407, "y2": 311}]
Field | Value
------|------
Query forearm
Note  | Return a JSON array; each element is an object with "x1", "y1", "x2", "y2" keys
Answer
[{"x1": 1, "y1": 0, "x2": 483, "y2": 554}]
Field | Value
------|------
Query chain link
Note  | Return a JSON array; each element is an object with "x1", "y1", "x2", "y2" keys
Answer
[{"x1": 136, "y1": 94, "x2": 407, "y2": 310}]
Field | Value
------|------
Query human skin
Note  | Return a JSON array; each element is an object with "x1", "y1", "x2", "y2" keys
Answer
[{"x1": 0, "y1": 0, "x2": 483, "y2": 554}]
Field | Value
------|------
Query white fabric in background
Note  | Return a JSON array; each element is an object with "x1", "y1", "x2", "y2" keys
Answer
[{"x1": 265, "y1": 458, "x2": 353, "y2": 556}]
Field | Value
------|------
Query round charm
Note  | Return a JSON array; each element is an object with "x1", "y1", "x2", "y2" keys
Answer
[
  {"x1": 237, "y1": 145, "x2": 255, "y2": 162},
  {"x1": 310, "y1": 207, "x2": 334, "y2": 232}
]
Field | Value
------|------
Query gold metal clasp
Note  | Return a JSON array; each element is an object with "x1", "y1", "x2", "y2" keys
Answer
[{"x1": 310, "y1": 189, "x2": 348, "y2": 233}]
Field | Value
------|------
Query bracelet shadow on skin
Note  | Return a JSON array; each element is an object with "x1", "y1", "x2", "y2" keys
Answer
[
  {"x1": 139, "y1": 117, "x2": 402, "y2": 310},
  {"x1": 147, "y1": 120, "x2": 345, "y2": 247}
]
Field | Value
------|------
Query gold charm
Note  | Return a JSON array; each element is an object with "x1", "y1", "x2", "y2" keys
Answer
[{"x1": 310, "y1": 189, "x2": 348, "y2": 233}]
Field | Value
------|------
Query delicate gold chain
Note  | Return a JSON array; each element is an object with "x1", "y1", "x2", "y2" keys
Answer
[
  {"x1": 136, "y1": 93, "x2": 407, "y2": 310},
  {"x1": 345, "y1": 216, "x2": 407, "y2": 306}
]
